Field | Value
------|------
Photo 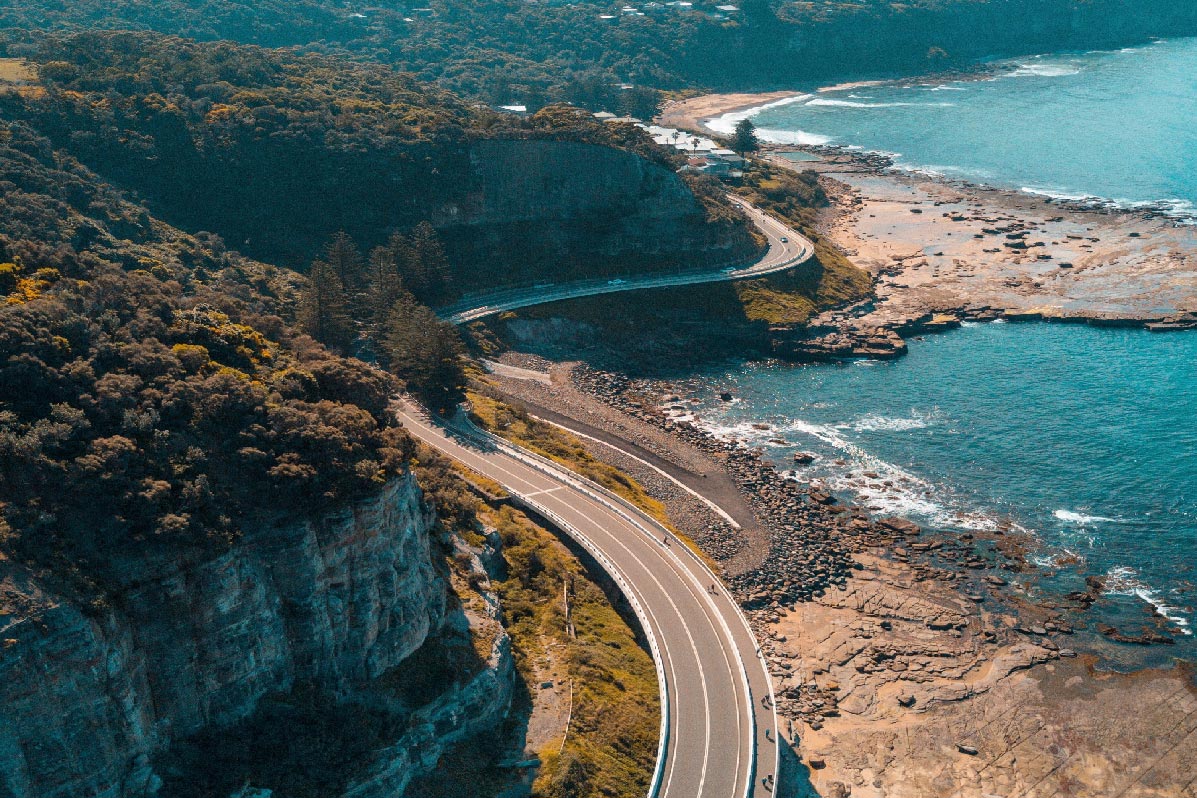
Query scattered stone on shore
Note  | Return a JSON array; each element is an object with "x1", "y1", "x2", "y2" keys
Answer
[
  {"x1": 1098, "y1": 624, "x2": 1176, "y2": 646},
  {"x1": 771, "y1": 325, "x2": 908, "y2": 363}
]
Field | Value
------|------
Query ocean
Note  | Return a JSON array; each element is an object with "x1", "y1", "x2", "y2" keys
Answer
[
  {"x1": 710, "y1": 37, "x2": 1197, "y2": 221},
  {"x1": 695, "y1": 322, "x2": 1197, "y2": 664}
]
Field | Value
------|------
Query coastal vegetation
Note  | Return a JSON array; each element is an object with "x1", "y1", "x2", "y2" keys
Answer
[
  {"x1": 730, "y1": 166, "x2": 872, "y2": 324},
  {"x1": 489, "y1": 503, "x2": 660, "y2": 798},
  {"x1": 2, "y1": 0, "x2": 1193, "y2": 103},
  {"x1": 0, "y1": 31, "x2": 754, "y2": 288},
  {"x1": 0, "y1": 131, "x2": 436, "y2": 593}
]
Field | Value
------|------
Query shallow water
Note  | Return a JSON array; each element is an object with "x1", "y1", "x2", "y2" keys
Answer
[
  {"x1": 710, "y1": 38, "x2": 1197, "y2": 220},
  {"x1": 695, "y1": 323, "x2": 1197, "y2": 659}
]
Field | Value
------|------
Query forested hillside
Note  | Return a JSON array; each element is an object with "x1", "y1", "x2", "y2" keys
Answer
[
  {"x1": 0, "y1": 30, "x2": 764, "y2": 589},
  {"x1": 0, "y1": 115, "x2": 432, "y2": 592},
  {"x1": 0, "y1": 32, "x2": 756, "y2": 288},
  {"x1": 2, "y1": 0, "x2": 1194, "y2": 103}
]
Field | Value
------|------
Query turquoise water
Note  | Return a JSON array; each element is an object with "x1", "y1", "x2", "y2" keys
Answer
[
  {"x1": 711, "y1": 38, "x2": 1197, "y2": 219},
  {"x1": 697, "y1": 323, "x2": 1197, "y2": 658}
]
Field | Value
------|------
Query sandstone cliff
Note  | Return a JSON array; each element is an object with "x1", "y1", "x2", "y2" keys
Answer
[
  {"x1": 436, "y1": 139, "x2": 761, "y2": 290},
  {"x1": 0, "y1": 473, "x2": 512, "y2": 798}
]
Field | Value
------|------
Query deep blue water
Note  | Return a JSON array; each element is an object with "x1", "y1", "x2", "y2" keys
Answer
[
  {"x1": 710, "y1": 38, "x2": 1197, "y2": 219},
  {"x1": 696, "y1": 323, "x2": 1197, "y2": 659}
]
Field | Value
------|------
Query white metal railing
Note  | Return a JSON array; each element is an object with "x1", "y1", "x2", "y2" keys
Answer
[
  {"x1": 437, "y1": 412, "x2": 672, "y2": 798},
  {"x1": 450, "y1": 411, "x2": 777, "y2": 798}
]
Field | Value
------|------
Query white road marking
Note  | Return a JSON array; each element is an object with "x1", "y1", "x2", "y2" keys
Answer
[{"x1": 399, "y1": 410, "x2": 737, "y2": 797}]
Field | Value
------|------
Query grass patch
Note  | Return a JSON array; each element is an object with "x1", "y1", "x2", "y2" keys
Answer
[
  {"x1": 735, "y1": 237, "x2": 872, "y2": 325},
  {"x1": 467, "y1": 386, "x2": 719, "y2": 569},
  {"x1": 731, "y1": 165, "x2": 873, "y2": 324},
  {"x1": 0, "y1": 58, "x2": 36, "y2": 83},
  {"x1": 0, "y1": 58, "x2": 43, "y2": 98},
  {"x1": 486, "y1": 504, "x2": 660, "y2": 798},
  {"x1": 450, "y1": 460, "x2": 509, "y2": 501}
]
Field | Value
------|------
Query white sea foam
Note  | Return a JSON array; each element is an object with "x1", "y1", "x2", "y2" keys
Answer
[
  {"x1": 1009, "y1": 63, "x2": 1083, "y2": 78},
  {"x1": 1030, "y1": 548, "x2": 1087, "y2": 570},
  {"x1": 1021, "y1": 186, "x2": 1197, "y2": 223},
  {"x1": 847, "y1": 412, "x2": 936, "y2": 432},
  {"x1": 705, "y1": 93, "x2": 814, "y2": 136},
  {"x1": 805, "y1": 98, "x2": 956, "y2": 109},
  {"x1": 929, "y1": 84, "x2": 968, "y2": 92},
  {"x1": 696, "y1": 412, "x2": 998, "y2": 532},
  {"x1": 705, "y1": 95, "x2": 836, "y2": 145},
  {"x1": 1054, "y1": 509, "x2": 1122, "y2": 525},
  {"x1": 754, "y1": 127, "x2": 835, "y2": 147},
  {"x1": 1020, "y1": 185, "x2": 1101, "y2": 203},
  {"x1": 1104, "y1": 566, "x2": 1193, "y2": 635}
]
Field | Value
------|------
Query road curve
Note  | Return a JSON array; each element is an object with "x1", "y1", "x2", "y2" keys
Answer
[
  {"x1": 439, "y1": 198, "x2": 813, "y2": 324},
  {"x1": 396, "y1": 400, "x2": 779, "y2": 798}
]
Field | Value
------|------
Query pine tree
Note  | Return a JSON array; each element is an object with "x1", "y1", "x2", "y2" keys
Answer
[
  {"x1": 382, "y1": 292, "x2": 465, "y2": 405},
  {"x1": 324, "y1": 231, "x2": 363, "y2": 291},
  {"x1": 298, "y1": 259, "x2": 355, "y2": 352},
  {"x1": 731, "y1": 119, "x2": 760, "y2": 157},
  {"x1": 366, "y1": 245, "x2": 406, "y2": 331},
  {"x1": 387, "y1": 231, "x2": 426, "y2": 300},
  {"x1": 408, "y1": 222, "x2": 453, "y2": 305}
]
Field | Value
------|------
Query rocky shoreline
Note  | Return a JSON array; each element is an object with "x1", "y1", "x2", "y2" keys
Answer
[
  {"x1": 544, "y1": 363, "x2": 1196, "y2": 797},
  {"x1": 769, "y1": 144, "x2": 1197, "y2": 362},
  {"x1": 661, "y1": 90, "x2": 1197, "y2": 363}
]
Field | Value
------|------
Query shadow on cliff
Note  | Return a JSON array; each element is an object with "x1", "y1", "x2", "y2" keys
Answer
[
  {"x1": 155, "y1": 612, "x2": 494, "y2": 798},
  {"x1": 476, "y1": 280, "x2": 783, "y2": 378}
]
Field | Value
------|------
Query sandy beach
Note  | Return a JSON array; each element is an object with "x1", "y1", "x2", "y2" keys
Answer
[{"x1": 658, "y1": 91, "x2": 805, "y2": 136}]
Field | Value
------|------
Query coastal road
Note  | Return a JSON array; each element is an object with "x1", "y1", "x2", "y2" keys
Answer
[
  {"x1": 396, "y1": 400, "x2": 779, "y2": 798},
  {"x1": 439, "y1": 197, "x2": 813, "y2": 324}
]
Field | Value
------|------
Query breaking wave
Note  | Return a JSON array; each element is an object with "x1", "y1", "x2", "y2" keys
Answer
[
  {"x1": 1104, "y1": 567, "x2": 1193, "y2": 635},
  {"x1": 1053, "y1": 509, "x2": 1123, "y2": 525}
]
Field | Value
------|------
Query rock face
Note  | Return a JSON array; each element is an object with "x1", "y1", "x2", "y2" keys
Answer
[
  {"x1": 772, "y1": 325, "x2": 908, "y2": 362},
  {"x1": 0, "y1": 473, "x2": 507, "y2": 798},
  {"x1": 437, "y1": 139, "x2": 760, "y2": 288}
]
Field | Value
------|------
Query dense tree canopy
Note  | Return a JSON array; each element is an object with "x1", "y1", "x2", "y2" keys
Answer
[
  {"x1": 0, "y1": 119, "x2": 440, "y2": 591},
  {"x1": 0, "y1": 32, "x2": 723, "y2": 286},
  {"x1": 2, "y1": 0, "x2": 1193, "y2": 103}
]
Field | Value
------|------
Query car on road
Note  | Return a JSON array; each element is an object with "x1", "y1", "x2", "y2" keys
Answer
[
  {"x1": 607, "y1": 278, "x2": 626, "y2": 285},
  {"x1": 779, "y1": 236, "x2": 789, "y2": 243}
]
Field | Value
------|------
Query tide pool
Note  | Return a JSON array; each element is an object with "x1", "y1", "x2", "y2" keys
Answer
[{"x1": 711, "y1": 38, "x2": 1197, "y2": 220}]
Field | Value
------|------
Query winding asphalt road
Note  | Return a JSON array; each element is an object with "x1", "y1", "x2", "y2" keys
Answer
[
  {"x1": 396, "y1": 401, "x2": 779, "y2": 798},
  {"x1": 409, "y1": 195, "x2": 796, "y2": 794},
  {"x1": 439, "y1": 198, "x2": 813, "y2": 324}
]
